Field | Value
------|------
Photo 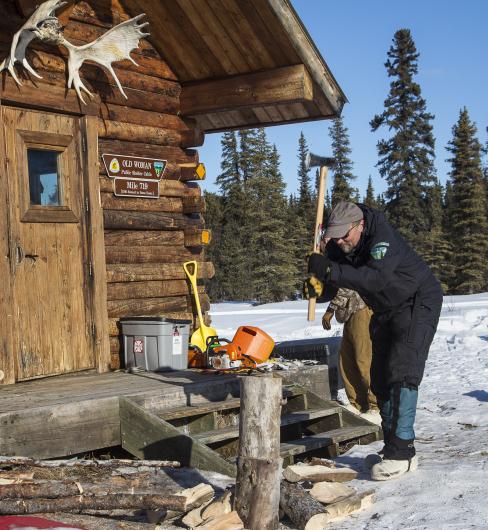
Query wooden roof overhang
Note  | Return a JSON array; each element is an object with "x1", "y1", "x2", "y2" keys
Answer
[{"x1": 124, "y1": 0, "x2": 347, "y2": 132}]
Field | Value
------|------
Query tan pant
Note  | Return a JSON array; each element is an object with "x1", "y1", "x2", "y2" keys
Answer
[{"x1": 339, "y1": 306, "x2": 377, "y2": 412}]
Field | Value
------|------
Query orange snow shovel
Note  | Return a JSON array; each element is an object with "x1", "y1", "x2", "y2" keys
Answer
[{"x1": 183, "y1": 261, "x2": 218, "y2": 353}]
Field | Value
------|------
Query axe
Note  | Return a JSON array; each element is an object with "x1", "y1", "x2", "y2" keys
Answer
[{"x1": 305, "y1": 152, "x2": 334, "y2": 321}]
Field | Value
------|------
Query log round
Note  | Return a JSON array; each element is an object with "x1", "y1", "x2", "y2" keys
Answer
[{"x1": 235, "y1": 375, "x2": 282, "y2": 530}]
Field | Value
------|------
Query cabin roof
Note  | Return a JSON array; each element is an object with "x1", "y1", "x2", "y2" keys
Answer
[{"x1": 124, "y1": 0, "x2": 347, "y2": 132}]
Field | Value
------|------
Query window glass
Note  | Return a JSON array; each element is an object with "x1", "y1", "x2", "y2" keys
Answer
[{"x1": 27, "y1": 149, "x2": 61, "y2": 206}]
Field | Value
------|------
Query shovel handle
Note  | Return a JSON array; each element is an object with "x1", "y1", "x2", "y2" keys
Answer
[
  {"x1": 183, "y1": 260, "x2": 197, "y2": 283},
  {"x1": 183, "y1": 260, "x2": 205, "y2": 327}
]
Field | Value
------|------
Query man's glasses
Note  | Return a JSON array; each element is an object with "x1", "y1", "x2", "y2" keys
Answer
[{"x1": 332, "y1": 222, "x2": 360, "y2": 242}]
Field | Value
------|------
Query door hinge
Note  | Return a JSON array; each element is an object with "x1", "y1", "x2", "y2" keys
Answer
[
  {"x1": 81, "y1": 134, "x2": 87, "y2": 153},
  {"x1": 91, "y1": 322, "x2": 97, "y2": 340},
  {"x1": 88, "y1": 261, "x2": 93, "y2": 277},
  {"x1": 85, "y1": 197, "x2": 90, "y2": 212}
]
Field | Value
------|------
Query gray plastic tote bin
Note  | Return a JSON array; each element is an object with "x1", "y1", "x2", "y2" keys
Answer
[{"x1": 120, "y1": 317, "x2": 191, "y2": 371}]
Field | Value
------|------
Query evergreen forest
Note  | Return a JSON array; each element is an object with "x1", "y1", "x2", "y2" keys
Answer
[{"x1": 204, "y1": 29, "x2": 488, "y2": 302}]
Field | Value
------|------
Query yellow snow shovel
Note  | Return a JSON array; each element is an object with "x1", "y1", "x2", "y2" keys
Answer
[{"x1": 183, "y1": 260, "x2": 218, "y2": 352}]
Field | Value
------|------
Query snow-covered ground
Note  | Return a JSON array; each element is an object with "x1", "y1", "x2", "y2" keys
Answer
[{"x1": 210, "y1": 293, "x2": 488, "y2": 529}]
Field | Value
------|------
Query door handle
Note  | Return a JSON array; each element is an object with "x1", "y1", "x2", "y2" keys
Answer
[{"x1": 16, "y1": 244, "x2": 24, "y2": 264}]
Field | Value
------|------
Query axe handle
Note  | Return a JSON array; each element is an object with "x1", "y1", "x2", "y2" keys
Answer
[{"x1": 307, "y1": 165, "x2": 328, "y2": 321}]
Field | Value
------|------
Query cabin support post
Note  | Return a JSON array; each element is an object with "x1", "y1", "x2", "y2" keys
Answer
[{"x1": 82, "y1": 115, "x2": 110, "y2": 373}]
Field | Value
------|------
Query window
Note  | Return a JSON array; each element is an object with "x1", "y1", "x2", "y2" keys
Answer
[{"x1": 27, "y1": 149, "x2": 62, "y2": 206}]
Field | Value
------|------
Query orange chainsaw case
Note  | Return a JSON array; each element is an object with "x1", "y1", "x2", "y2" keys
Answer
[{"x1": 227, "y1": 326, "x2": 275, "y2": 364}]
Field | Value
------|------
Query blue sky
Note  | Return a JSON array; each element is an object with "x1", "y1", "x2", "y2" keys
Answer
[{"x1": 198, "y1": 0, "x2": 487, "y2": 198}]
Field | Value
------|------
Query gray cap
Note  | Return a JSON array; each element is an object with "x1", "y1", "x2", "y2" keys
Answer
[{"x1": 324, "y1": 201, "x2": 364, "y2": 238}]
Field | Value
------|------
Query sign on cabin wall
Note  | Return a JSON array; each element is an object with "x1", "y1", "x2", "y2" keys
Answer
[
  {"x1": 102, "y1": 153, "x2": 167, "y2": 199},
  {"x1": 114, "y1": 178, "x2": 159, "y2": 198}
]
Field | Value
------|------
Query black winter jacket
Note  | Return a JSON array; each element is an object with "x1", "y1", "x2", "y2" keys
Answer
[{"x1": 322, "y1": 204, "x2": 436, "y2": 314}]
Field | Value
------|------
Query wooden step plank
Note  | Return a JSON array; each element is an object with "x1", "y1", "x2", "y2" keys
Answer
[
  {"x1": 281, "y1": 406, "x2": 343, "y2": 426},
  {"x1": 279, "y1": 426, "x2": 379, "y2": 458},
  {"x1": 156, "y1": 383, "x2": 306, "y2": 421},
  {"x1": 283, "y1": 384, "x2": 307, "y2": 398},
  {"x1": 160, "y1": 398, "x2": 242, "y2": 420},
  {"x1": 194, "y1": 407, "x2": 343, "y2": 444}
]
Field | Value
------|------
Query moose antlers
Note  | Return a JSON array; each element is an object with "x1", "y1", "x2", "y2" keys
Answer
[
  {"x1": 0, "y1": 0, "x2": 149, "y2": 104},
  {"x1": 0, "y1": 0, "x2": 66, "y2": 85}
]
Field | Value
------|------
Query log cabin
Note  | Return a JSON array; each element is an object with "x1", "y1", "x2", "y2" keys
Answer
[{"x1": 0, "y1": 0, "x2": 346, "y2": 386}]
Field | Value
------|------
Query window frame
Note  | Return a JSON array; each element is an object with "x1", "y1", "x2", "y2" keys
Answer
[{"x1": 16, "y1": 130, "x2": 79, "y2": 223}]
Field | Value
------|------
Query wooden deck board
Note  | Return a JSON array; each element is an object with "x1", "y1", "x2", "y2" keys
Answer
[
  {"x1": 0, "y1": 370, "x2": 241, "y2": 458},
  {"x1": 0, "y1": 370, "x2": 240, "y2": 413}
]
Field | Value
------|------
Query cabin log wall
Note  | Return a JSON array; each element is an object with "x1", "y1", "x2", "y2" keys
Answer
[
  {"x1": 0, "y1": 0, "x2": 212, "y2": 373},
  {"x1": 0, "y1": 0, "x2": 345, "y2": 381}
]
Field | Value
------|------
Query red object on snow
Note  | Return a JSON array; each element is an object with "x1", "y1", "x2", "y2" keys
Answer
[{"x1": 0, "y1": 516, "x2": 86, "y2": 530}]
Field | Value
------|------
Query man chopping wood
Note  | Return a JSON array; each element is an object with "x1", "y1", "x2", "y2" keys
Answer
[{"x1": 303, "y1": 201, "x2": 443, "y2": 480}]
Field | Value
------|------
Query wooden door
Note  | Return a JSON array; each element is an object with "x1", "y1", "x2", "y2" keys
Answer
[{"x1": 2, "y1": 107, "x2": 95, "y2": 380}]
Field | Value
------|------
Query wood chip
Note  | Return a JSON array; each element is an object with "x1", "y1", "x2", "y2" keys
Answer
[
  {"x1": 283, "y1": 465, "x2": 357, "y2": 483},
  {"x1": 309, "y1": 457, "x2": 336, "y2": 468},
  {"x1": 196, "y1": 510, "x2": 244, "y2": 530},
  {"x1": 201, "y1": 490, "x2": 232, "y2": 521},
  {"x1": 309, "y1": 482, "x2": 355, "y2": 504},
  {"x1": 181, "y1": 500, "x2": 212, "y2": 528},
  {"x1": 305, "y1": 490, "x2": 375, "y2": 529},
  {"x1": 176, "y1": 483, "x2": 214, "y2": 511}
]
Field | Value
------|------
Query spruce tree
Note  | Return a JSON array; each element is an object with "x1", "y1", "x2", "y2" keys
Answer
[
  {"x1": 446, "y1": 108, "x2": 488, "y2": 294},
  {"x1": 297, "y1": 131, "x2": 314, "y2": 225},
  {"x1": 422, "y1": 179, "x2": 453, "y2": 292},
  {"x1": 329, "y1": 115, "x2": 357, "y2": 204},
  {"x1": 292, "y1": 132, "x2": 314, "y2": 287},
  {"x1": 213, "y1": 131, "x2": 253, "y2": 300},
  {"x1": 242, "y1": 130, "x2": 296, "y2": 302},
  {"x1": 324, "y1": 189, "x2": 332, "y2": 217},
  {"x1": 484, "y1": 128, "x2": 488, "y2": 234},
  {"x1": 363, "y1": 176, "x2": 379, "y2": 208},
  {"x1": 203, "y1": 191, "x2": 225, "y2": 300},
  {"x1": 371, "y1": 29, "x2": 437, "y2": 256}
]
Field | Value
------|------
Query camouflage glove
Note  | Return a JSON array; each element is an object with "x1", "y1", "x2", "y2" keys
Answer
[{"x1": 322, "y1": 309, "x2": 334, "y2": 330}]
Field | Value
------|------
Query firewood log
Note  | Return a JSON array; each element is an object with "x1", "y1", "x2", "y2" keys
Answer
[
  {"x1": 0, "y1": 493, "x2": 188, "y2": 515},
  {"x1": 280, "y1": 481, "x2": 326, "y2": 530},
  {"x1": 0, "y1": 457, "x2": 179, "y2": 469}
]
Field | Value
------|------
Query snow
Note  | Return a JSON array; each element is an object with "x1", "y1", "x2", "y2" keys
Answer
[{"x1": 209, "y1": 294, "x2": 488, "y2": 529}]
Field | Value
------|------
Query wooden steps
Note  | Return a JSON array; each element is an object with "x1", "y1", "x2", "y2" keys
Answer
[
  {"x1": 193, "y1": 406, "x2": 344, "y2": 444},
  {"x1": 120, "y1": 378, "x2": 381, "y2": 477}
]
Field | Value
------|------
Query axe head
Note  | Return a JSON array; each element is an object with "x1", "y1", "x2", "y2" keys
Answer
[{"x1": 305, "y1": 152, "x2": 334, "y2": 170}]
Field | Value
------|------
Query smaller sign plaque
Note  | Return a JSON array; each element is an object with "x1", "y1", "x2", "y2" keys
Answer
[
  {"x1": 114, "y1": 178, "x2": 159, "y2": 198},
  {"x1": 102, "y1": 153, "x2": 167, "y2": 180},
  {"x1": 180, "y1": 162, "x2": 206, "y2": 181}
]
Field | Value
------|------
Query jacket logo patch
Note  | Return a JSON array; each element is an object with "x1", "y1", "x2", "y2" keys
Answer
[{"x1": 371, "y1": 242, "x2": 389, "y2": 260}]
